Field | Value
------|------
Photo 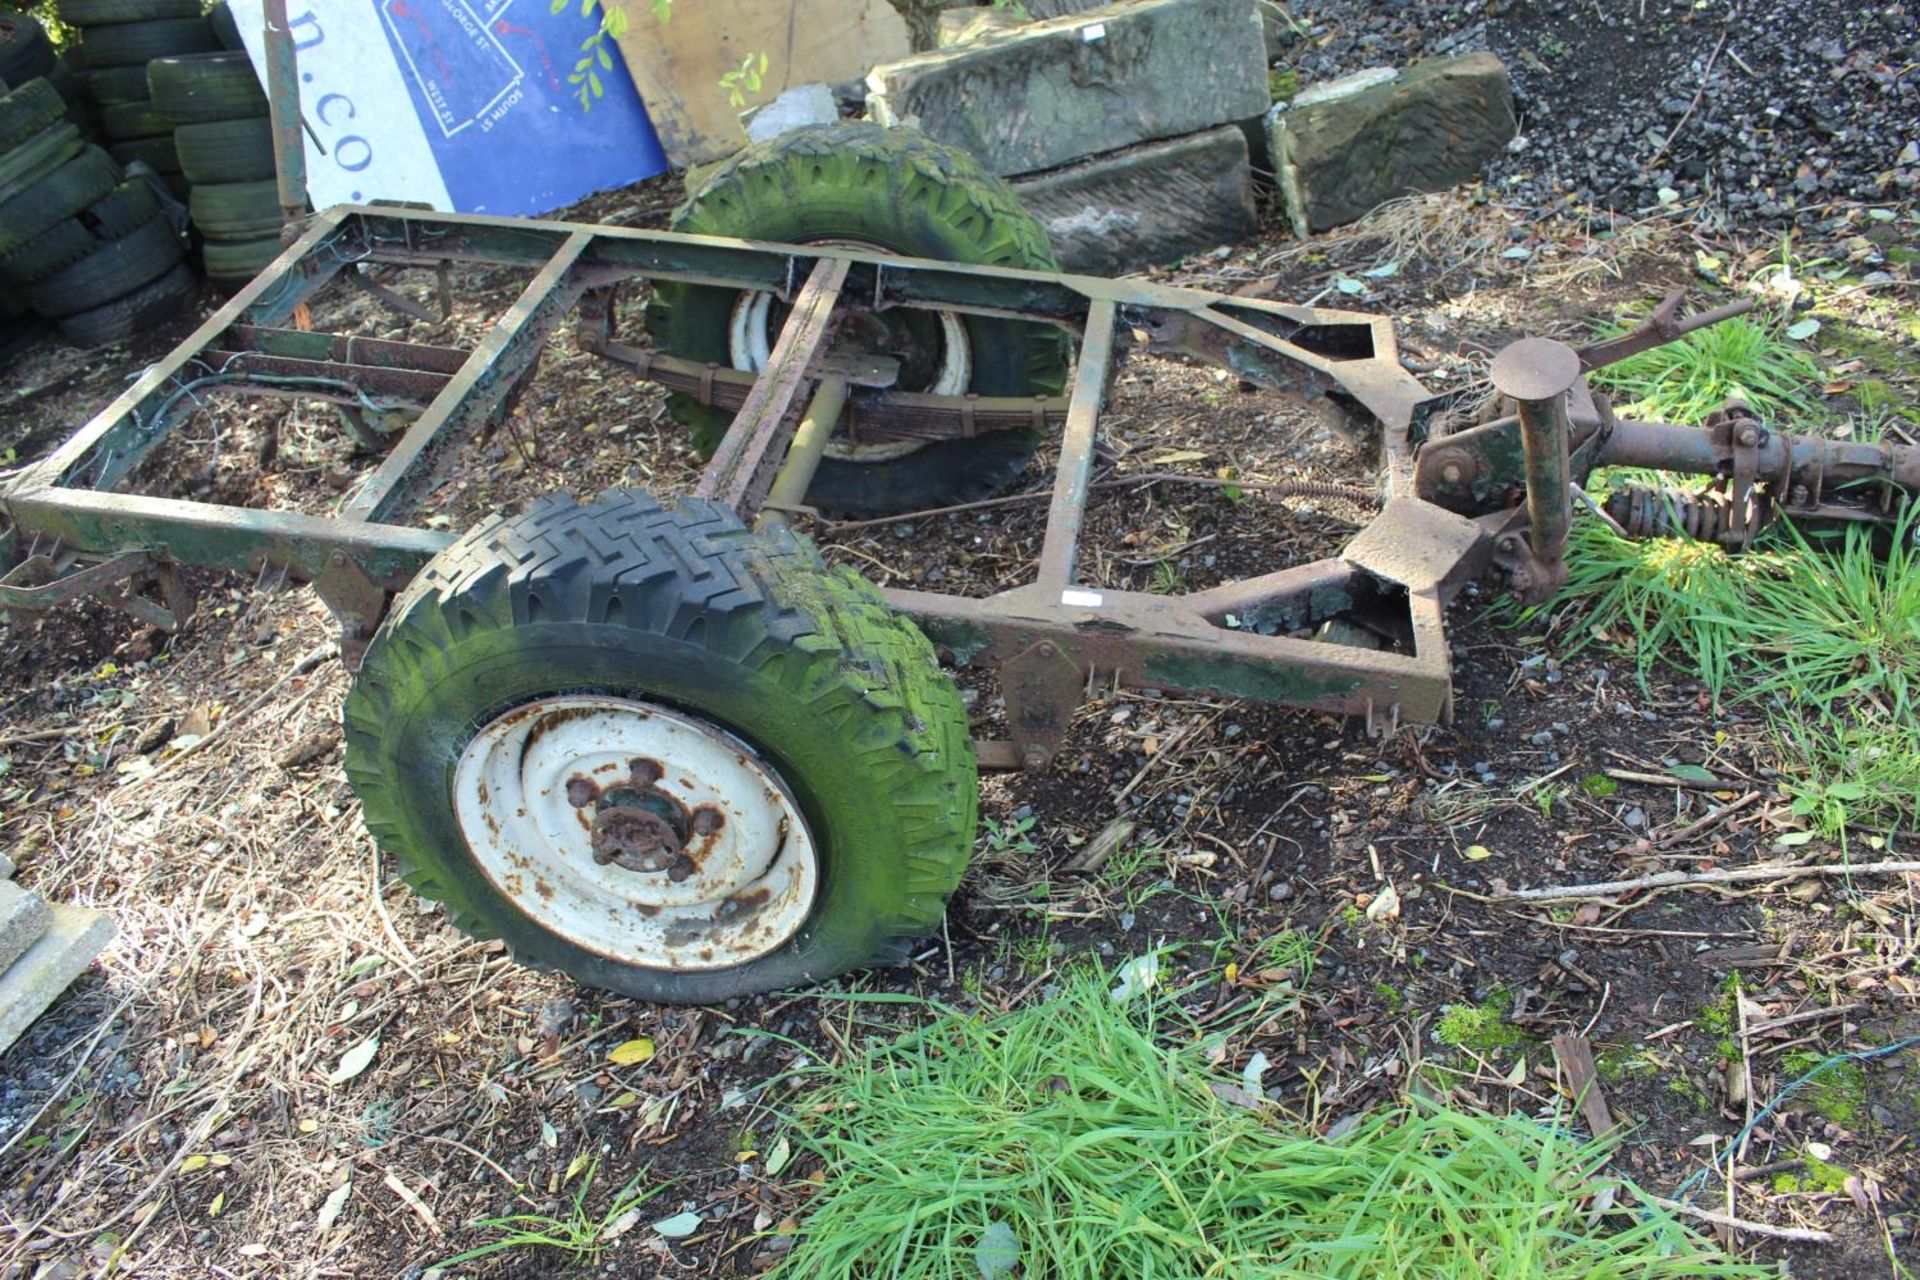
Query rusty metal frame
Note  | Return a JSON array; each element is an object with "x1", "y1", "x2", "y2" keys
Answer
[{"x1": 4, "y1": 206, "x2": 1914, "y2": 770}]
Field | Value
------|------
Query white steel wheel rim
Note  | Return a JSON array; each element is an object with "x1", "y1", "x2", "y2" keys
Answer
[
  {"x1": 726, "y1": 240, "x2": 971, "y2": 465},
  {"x1": 452, "y1": 695, "x2": 818, "y2": 971}
]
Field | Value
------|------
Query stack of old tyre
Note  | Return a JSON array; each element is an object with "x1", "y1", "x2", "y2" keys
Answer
[
  {"x1": 0, "y1": 76, "x2": 195, "y2": 346},
  {"x1": 60, "y1": 0, "x2": 218, "y2": 198},
  {"x1": 151, "y1": 27, "x2": 278, "y2": 293},
  {"x1": 1, "y1": 12, "x2": 89, "y2": 128}
]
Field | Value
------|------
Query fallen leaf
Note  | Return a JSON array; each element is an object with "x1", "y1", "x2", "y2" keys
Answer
[
  {"x1": 653, "y1": 1210, "x2": 703, "y2": 1239},
  {"x1": 1109, "y1": 953, "x2": 1160, "y2": 1004},
  {"x1": 1464, "y1": 843, "x2": 1494, "y2": 861},
  {"x1": 764, "y1": 1136, "x2": 792, "y2": 1176},
  {"x1": 1365, "y1": 881, "x2": 1400, "y2": 923},
  {"x1": 608, "y1": 1037, "x2": 656, "y2": 1066},
  {"x1": 1241, "y1": 1051, "x2": 1270, "y2": 1092},
  {"x1": 179, "y1": 1155, "x2": 209, "y2": 1173},
  {"x1": 327, "y1": 1036, "x2": 379, "y2": 1085},
  {"x1": 315, "y1": 1180, "x2": 351, "y2": 1233},
  {"x1": 1665, "y1": 764, "x2": 1719, "y2": 783}
]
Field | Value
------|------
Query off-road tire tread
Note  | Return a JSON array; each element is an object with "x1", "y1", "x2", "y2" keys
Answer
[
  {"x1": 0, "y1": 123, "x2": 83, "y2": 205},
  {"x1": 342, "y1": 489, "x2": 975, "y2": 1004},
  {"x1": 76, "y1": 17, "x2": 215, "y2": 68}
]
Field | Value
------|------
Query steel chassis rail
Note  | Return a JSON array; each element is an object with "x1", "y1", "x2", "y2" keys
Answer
[{"x1": 4, "y1": 206, "x2": 1915, "y2": 771}]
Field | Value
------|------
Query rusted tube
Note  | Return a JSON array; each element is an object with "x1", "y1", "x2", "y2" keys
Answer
[
  {"x1": 1490, "y1": 338, "x2": 1581, "y2": 598},
  {"x1": 757, "y1": 375, "x2": 849, "y2": 530},
  {"x1": 262, "y1": 0, "x2": 307, "y2": 233}
]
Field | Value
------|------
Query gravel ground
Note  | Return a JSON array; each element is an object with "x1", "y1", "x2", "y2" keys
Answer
[{"x1": 1286, "y1": 0, "x2": 1917, "y2": 237}]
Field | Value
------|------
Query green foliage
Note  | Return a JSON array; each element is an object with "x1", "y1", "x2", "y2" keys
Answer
[
  {"x1": 1542, "y1": 497, "x2": 1920, "y2": 839},
  {"x1": 564, "y1": 0, "x2": 671, "y2": 110},
  {"x1": 1257, "y1": 928, "x2": 1317, "y2": 980},
  {"x1": 768, "y1": 971, "x2": 1759, "y2": 1279},
  {"x1": 431, "y1": 1156, "x2": 662, "y2": 1268},
  {"x1": 1588, "y1": 311, "x2": 1820, "y2": 424},
  {"x1": 720, "y1": 50, "x2": 769, "y2": 108},
  {"x1": 1435, "y1": 990, "x2": 1527, "y2": 1054}
]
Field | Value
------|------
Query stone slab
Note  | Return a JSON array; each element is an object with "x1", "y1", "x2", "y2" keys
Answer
[
  {"x1": 0, "y1": 850, "x2": 14, "y2": 880},
  {"x1": 0, "y1": 902, "x2": 113, "y2": 1055},
  {"x1": 867, "y1": 0, "x2": 1270, "y2": 177},
  {"x1": 0, "y1": 880, "x2": 51, "y2": 978},
  {"x1": 1012, "y1": 125, "x2": 1256, "y2": 274},
  {"x1": 1268, "y1": 53, "x2": 1516, "y2": 236}
]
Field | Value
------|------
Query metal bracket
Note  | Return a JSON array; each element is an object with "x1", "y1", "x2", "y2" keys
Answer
[
  {"x1": 0, "y1": 546, "x2": 193, "y2": 632},
  {"x1": 311, "y1": 552, "x2": 387, "y2": 670},
  {"x1": 997, "y1": 639, "x2": 1084, "y2": 770}
]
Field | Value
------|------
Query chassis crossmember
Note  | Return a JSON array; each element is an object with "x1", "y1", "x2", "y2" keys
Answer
[{"x1": 3, "y1": 206, "x2": 1916, "y2": 772}]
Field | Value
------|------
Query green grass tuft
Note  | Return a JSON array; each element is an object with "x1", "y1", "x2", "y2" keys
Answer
[
  {"x1": 1588, "y1": 313, "x2": 1820, "y2": 423},
  {"x1": 770, "y1": 971, "x2": 1757, "y2": 1279},
  {"x1": 1540, "y1": 498, "x2": 1920, "y2": 839}
]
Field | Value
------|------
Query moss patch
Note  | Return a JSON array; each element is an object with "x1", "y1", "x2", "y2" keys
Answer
[
  {"x1": 1436, "y1": 990, "x2": 1526, "y2": 1053},
  {"x1": 1772, "y1": 1154, "x2": 1853, "y2": 1194},
  {"x1": 1780, "y1": 1050, "x2": 1867, "y2": 1124}
]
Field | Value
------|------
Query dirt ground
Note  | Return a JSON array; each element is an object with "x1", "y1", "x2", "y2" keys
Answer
[{"x1": 1, "y1": 177, "x2": 1917, "y2": 1279}]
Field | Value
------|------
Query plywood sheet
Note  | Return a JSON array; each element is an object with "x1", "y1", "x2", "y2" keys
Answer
[{"x1": 613, "y1": 0, "x2": 911, "y2": 167}]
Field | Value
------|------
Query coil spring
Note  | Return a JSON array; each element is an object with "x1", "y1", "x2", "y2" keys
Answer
[
  {"x1": 1604, "y1": 484, "x2": 1731, "y2": 543},
  {"x1": 1262, "y1": 480, "x2": 1381, "y2": 506}
]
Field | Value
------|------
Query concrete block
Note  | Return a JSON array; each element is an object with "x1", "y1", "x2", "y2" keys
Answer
[
  {"x1": 867, "y1": 0, "x2": 1271, "y2": 176},
  {"x1": 1013, "y1": 126, "x2": 1256, "y2": 274},
  {"x1": 1268, "y1": 54, "x2": 1516, "y2": 236},
  {"x1": 0, "y1": 880, "x2": 51, "y2": 977},
  {"x1": 744, "y1": 83, "x2": 840, "y2": 144},
  {"x1": 0, "y1": 903, "x2": 114, "y2": 1055}
]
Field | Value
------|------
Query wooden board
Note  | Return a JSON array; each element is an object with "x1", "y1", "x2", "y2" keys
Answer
[{"x1": 612, "y1": 0, "x2": 912, "y2": 168}]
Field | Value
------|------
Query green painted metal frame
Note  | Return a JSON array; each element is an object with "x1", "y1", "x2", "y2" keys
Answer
[{"x1": 2, "y1": 203, "x2": 1499, "y2": 766}]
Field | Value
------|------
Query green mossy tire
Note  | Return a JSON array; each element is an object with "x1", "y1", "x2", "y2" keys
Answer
[
  {"x1": 174, "y1": 115, "x2": 272, "y2": 182},
  {"x1": 0, "y1": 80, "x2": 66, "y2": 152},
  {"x1": 55, "y1": 257, "x2": 195, "y2": 345},
  {"x1": 0, "y1": 123, "x2": 83, "y2": 204},
  {"x1": 644, "y1": 122, "x2": 1069, "y2": 519},
  {"x1": 201, "y1": 232, "x2": 279, "y2": 289},
  {"x1": 75, "y1": 17, "x2": 215, "y2": 68},
  {"x1": 85, "y1": 64, "x2": 152, "y2": 104},
  {"x1": 56, "y1": 0, "x2": 203, "y2": 26},
  {"x1": 100, "y1": 98, "x2": 170, "y2": 140},
  {"x1": 188, "y1": 177, "x2": 278, "y2": 236},
  {"x1": 0, "y1": 147, "x2": 118, "y2": 256},
  {"x1": 26, "y1": 210, "x2": 181, "y2": 316},
  {"x1": 148, "y1": 51, "x2": 265, "y2": 124},
  {"x1": 342, "y1": 489, "x2": 976, "y2": 1004},
  {"x1": 0, "y1": 16, "x2": 56, "y2": 85},
  {"x1": 1, "y1": 179, "x2": 161, "y2": 285},
  {"x1": 107, "y1": 134, "x2": 178, "y2": 173}
]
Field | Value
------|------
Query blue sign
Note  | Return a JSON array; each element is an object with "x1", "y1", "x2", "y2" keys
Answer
[{"x1": 232, "y1": 0, "x2": 668, "y2": 215}]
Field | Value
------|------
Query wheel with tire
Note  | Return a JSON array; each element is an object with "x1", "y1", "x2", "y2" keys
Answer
[
  {"x1": 175, "y1": 116, "x2": 273, "y2": 182},
  {"x1": 0, "y1": 146, "x2": 119, "y2": 256},
  {"x1": 76, "y1": 17, "x2": 215, "y2": 68},
  {"x1": 55, "y1": 257, "x2": 195, "y2": 345},
  {"x1": 342, "y1": 489, "x2": 976, "y2": 1004},
  {"x1": 149, "y1": 52, "x2": 265, "y2": 124},
  {"x1": 1, "y1": 178, "x2": 163, "y2": 285},
  {"x1": 207, "y1": 0, "x2": 243, "y2": 50},
  {"x1": 26, "y1": 212, "x2": 181, "y2": 316},
  {"x1": 644, "y1": 122, "x2": 1070, "y2": 519}
]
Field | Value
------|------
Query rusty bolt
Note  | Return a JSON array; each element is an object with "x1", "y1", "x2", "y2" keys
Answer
[
  {"x1": 1735, "y1": 425, "x2": 1760, "y2": 448},
  {"x1": 1439, "y1": 461, "x2": 1466, "y2": 487},
  {"x1": 1020, "y1": 746, "x2": 1047, "y2": 770},
  {"x1": 1037, "y1": 643, "x2": 1057, "y2": 658}
]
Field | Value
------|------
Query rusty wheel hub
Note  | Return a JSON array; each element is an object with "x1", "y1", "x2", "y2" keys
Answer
[{"x1": 452, "y1": 695, "x2": 819, "y2": 970}]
